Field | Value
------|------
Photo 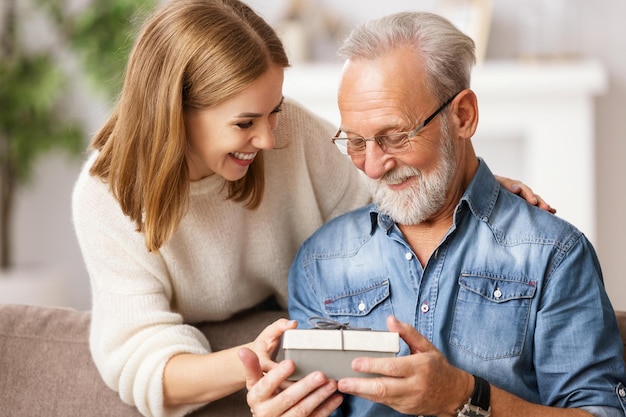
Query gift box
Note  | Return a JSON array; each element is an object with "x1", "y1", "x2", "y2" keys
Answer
[{"x1": 282, "y1": 328, "x2": 399, "y2": 380}]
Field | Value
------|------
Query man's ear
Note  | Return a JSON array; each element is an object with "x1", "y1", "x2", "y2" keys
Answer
[{"x1": 452, "y1": 89, "x2": 478, "y2": 140}]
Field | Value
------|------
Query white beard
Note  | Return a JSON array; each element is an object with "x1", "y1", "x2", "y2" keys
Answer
[{"x1": 371, "y1": 120, "x2": 457, "y2": 225}]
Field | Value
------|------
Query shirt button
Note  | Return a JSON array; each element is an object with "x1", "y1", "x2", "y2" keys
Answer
[
  {"x1": 494, "y1": 288, "x2": 503, "y2": 299},
  {"x1": 405, "y1": 252, "x2": 413, "y2": 260},
  {"x1": 420, "y1": 302, "x2": 429, "y2": 313},
  {"x1": 358, "y1": 301, "x2": 366, "y2": 311},
  {"x1": 619, "y1": 387, "x2": 626, "y2": 398}
]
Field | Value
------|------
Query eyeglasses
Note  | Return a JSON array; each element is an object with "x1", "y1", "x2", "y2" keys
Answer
[{"x1": 331, "y1": 91, "x2": 460, "y2": 156}]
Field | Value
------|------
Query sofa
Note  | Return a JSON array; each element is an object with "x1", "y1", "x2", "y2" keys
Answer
[
  {"x1": 0, "y1": 303, "x2": 286, "y2": 416},
  {"x1": 1, "y1": 303, "x2": 625, "y2": 417}
]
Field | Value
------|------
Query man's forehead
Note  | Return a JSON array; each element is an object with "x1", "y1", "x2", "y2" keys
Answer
[{"x1": 339, "y1": 54, "x2": 430, "y2": 105}]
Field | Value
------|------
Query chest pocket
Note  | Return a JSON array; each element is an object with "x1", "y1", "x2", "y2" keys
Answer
[
  {"x1": 323, "y1": 279, "x2": 393, "y2": 330},
  {"x1": 450, "y1": 273, "x2": 537, "y2": 360}
]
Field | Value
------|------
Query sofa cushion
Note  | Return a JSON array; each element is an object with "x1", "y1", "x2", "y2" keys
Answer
[
  {"x1": 0, "y1": 304, "x2": 286, "y2": 417},
  {"x1": 0, "y1": 304, "x2": 141, "y2": 416}
]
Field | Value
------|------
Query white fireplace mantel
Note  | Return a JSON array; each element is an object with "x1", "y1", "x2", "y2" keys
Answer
[{"x1": 283, "y1": 60, "x2": 607, "y2": 243}]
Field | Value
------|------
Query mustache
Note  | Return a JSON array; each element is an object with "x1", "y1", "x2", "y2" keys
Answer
[{"x1": 381, "y1": 166, "x2": 421, "y2": 185}]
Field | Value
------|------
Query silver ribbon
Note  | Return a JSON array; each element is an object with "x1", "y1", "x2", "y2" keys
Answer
[{"x1": 307, "y1": 316, "x2": 371, "y2": 331}]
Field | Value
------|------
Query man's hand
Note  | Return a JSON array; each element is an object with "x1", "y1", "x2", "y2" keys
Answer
[{"x1": 337, "y1": 316, "x2": 473, "y2": 416}]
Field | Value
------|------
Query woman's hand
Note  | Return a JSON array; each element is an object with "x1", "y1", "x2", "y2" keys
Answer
[
  {"x1": 495, "y1": 175, "x2": 556, "y2": 214},
  {"x1": 239, "y1": 326, "x2": 344, "y2": 417},
  {"x1": 248, "y1": 319, "x2": 297, "y2": 373}
]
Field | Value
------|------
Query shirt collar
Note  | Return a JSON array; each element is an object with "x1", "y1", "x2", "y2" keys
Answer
[
  {"x1": 459, "y1": 158, "x2": 499, "y2": 223},
  {"x1": 368, "y1": 158, "x2": 499, "y2": 231}
]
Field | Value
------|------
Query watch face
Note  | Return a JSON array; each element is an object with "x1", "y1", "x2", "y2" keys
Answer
[{"x1": 458, "y1": 404, "x2": 491, "y2": 417}]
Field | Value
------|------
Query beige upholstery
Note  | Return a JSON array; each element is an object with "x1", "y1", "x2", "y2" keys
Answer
[{"x1": 0, "y1": 304, "x2": 286, "y2": 417}]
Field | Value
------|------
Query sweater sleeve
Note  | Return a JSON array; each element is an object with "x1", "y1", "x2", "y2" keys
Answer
[
  {"x1": 72, "y1": 154, "x2": 210, "y2": 417},
  {"x1": 278, "y1": 99, "x2": 372, "y2": 222}
]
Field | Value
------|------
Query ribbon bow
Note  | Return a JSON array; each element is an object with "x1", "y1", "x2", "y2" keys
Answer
[{"x1": 308, "y1": 316, "x2": 371, "y2": 331}]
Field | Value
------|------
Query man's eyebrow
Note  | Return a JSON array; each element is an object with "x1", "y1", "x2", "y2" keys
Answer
[
  {"x1": 340, "y1": 124, "x2": 404, "y2": 136},
  {"x1": 235, "y1": 97, "x2": 285, "y2": 119}
]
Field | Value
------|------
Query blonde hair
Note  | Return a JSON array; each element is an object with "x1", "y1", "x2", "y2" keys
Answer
[{"x1": 89, "y1": 0, "x2": 289, "y2": 251}]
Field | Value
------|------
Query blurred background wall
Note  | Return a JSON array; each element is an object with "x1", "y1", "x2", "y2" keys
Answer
[{"x1": 6, "y1": 0, "x2": 626, "y2": 310}]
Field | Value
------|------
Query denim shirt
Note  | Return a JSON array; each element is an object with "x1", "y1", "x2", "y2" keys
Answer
[{"x1": 288, "y1": 160, "x2": 626, "y2": 417}]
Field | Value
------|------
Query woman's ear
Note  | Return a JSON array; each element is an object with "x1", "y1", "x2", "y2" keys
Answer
[{"x1": 452, "y1": 89, "x2": 478, "y2": 140}]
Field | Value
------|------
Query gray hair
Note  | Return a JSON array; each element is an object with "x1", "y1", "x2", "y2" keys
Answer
[{"x1": 338, "y1": 11, "x2": 476, "y2": 103}]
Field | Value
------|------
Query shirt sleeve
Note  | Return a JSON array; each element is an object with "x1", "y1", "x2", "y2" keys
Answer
[
  {"x1": 287, "y1": 238, "x2": 326, "y2": 328},
  {"x1": 534, "y1": 234, "x2": 626, "y2": 413},
  {"x1": 72, "y1": 157, "x2": 210, "y2": 417},
  {"x1": 582, "y1": 405, "x2": 626, "y2": 417}
]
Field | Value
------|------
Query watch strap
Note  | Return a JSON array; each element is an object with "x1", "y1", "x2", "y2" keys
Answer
[
  {"x1": 471, "y1": 375, "x2": 490, "y2": 411},
  {"x1": 456, "y1": 375, "x2": 491, "y2": 417}
]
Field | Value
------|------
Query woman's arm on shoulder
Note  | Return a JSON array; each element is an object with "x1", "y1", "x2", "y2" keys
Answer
[{"x1": 495, "y1": 175, "x2": 556, "y2": 213}]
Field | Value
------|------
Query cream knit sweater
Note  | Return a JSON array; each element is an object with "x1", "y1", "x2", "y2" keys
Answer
[{"x1": 72, "y1": 100, "x2": 371, "y2": 417}]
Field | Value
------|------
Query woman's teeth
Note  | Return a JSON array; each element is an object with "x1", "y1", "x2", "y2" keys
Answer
[{"x1": 231, "y1": 152, "x2": 256, "y2": 161}]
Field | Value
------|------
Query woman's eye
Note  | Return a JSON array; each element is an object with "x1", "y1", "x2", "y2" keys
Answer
[
  {"x1": 237, "y1": 121, "x2": 254, "y2": 129},
  {"x1": 271, "y1": 106, "x2": 283, "y2": 115}
]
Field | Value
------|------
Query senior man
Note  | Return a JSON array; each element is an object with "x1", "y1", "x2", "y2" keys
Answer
[{"x1": 241, "y1": 11, "x2": 626, "y2": 417}]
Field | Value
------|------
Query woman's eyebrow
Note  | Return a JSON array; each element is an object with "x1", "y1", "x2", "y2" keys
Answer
[
  {"x1": 235, "y1": 97, "x2": 284, "y2": 118},
  {"x1": 235, "y1": 112, "x2": 262, "y2": 118}
]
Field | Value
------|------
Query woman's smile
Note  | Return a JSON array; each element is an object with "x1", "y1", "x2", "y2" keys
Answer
[{"x1": 230, "y1": 151, "x2": 257, "y2": 166}]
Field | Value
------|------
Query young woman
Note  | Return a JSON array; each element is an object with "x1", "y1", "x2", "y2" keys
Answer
[{"x1": 72, "y1": 1, "x2": 553, "y2": 416}]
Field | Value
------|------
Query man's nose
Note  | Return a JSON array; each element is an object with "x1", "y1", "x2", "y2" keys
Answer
[{"x1": 361, "y1": 142, "x2": 394, "y2": 180}]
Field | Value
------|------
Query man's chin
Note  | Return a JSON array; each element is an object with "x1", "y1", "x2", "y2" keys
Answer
[{"x1": 376, "y1": 204, "x2": 428, "y2": 226}]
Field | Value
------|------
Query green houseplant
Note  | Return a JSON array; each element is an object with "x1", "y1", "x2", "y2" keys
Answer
[
  {"x1": 0, "y1": 0, "x2": 152, "y2": 271},
  {"x1": 0, "y1": 0, "x2": 84, "y2": 270}
]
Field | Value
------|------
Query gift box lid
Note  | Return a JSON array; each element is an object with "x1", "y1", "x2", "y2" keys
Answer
[{"x1": 283, "y1": 329, "x2": 399, "y2": 353}]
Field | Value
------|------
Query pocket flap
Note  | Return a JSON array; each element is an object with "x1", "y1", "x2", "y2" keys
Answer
[
  {"x1": 459, "y1": 273, "x2": 536, "y2": 303},
  {"x1": 324, "y1": 279, "x2": 390, "y2": 316}
]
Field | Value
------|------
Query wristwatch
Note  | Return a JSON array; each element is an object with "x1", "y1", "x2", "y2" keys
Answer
[{"x1": 456, "y1": 375, "x2": 491, "y2": 417}]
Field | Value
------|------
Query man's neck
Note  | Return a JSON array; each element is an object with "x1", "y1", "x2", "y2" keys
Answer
[
  {"x1": 397, "y1": 156, "x2": 478, "y2": 267},
  {"x1": 398, "y1": 210, "x2": 454, "y2": 268}
]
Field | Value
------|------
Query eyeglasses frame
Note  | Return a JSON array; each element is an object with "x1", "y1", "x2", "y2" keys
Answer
[{"x1": 331, "y1": 91, "x2": 462, "y2": 155}]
